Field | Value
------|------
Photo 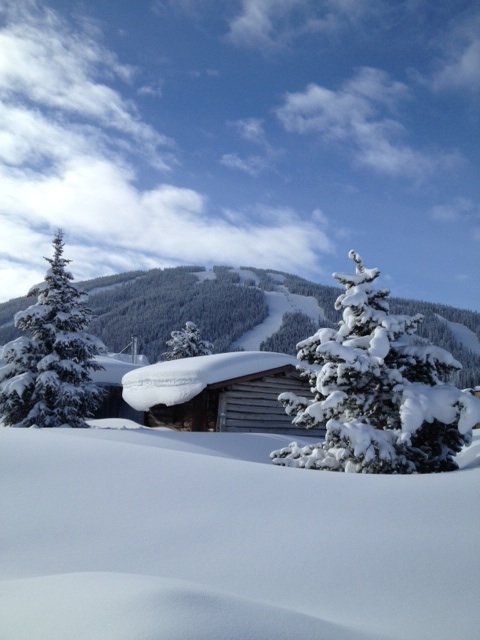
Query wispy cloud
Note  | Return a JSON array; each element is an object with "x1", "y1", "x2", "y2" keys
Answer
[
  {"x1": 0, "y1": 1, "x2": 334, "y2": 300},
  {"x1": 221, "y1": 118, "x2": 281, "y2": 176},
  {"x1": 430, "y1": 198, "x2": 479, "y2": 223},
  {"x1": 233, "y1": 118, "x2": 267, "y2": 145},
  {"x1": 225, "y1": 0, "x2": 288, "y2": 50},
  {"x1": 188, "y1": 68, "x2": 220, "y2": 78},
  {"x1": 0, "y1": 1, "x2": 175, "y2": 170},
  {"x1": 220, "y1": 204, "x2": 334, "y2": 270},
  {"x1": 430, "y1": 197, "x2": 480, "y2": 255},
  {"x1": 137, "y1": 82, "x2": 163, "y2": 97},
  {"x1": 224, "y1": 0, "x2": 378, "y2": 50},
  {"x1": 276, "y1": 67, "x2": 459, "y2": 179},
  {"x1": 0, "y1": 154, "x2": 331, "y2": 298},
  {"x1": 431, "y1": 12, "x2": 480, "y2": 91},
  {"x1": 220, "y1": 153, "x2": 270, "y2": 177}
]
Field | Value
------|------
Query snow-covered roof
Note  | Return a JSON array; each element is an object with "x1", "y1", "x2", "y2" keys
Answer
[
  {"x1": 91, "y1": 354, "x2": 149, "y2": 385},
  {"x1": 122, "y1": 351, "x2": 300, "y2": 411}
]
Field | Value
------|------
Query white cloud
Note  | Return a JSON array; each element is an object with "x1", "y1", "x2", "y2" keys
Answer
[
  {"x1": 220, "y1": 153, "x2": 270, "y2": 176},
  {"x1": 137, "y1": 83, "x2": 163, "y2": 97},
  {"x1": 219, "y1": 204, "x2": 334, "y2": 271},
  {"x1": 430, "y1": 198, "x2": 479, "y2": 223},
  {"x1": 225, "y1": 0, "x2": 289, "y2": 50},
  {"x1": 233, "y1": 118, "x2": 267, "y2": 145},
  {"x1": 311, "y1": 208, "x2": 329, "y2": 227},
  {"x1": 276, "y1": 67, "x2": 458, "y2": 179},
  {"x1": 0, "y1": 1, "x2": 174, "y2": 170},
  {"x1": 0, "y1": 17, "x2": 126, "y2": 119},
  {"x1": 1, "y1": 149, "x2": 330, "y2": 278},
  {"x1": 0, "y1": 1, "x2": 335, "y2": 302},
  {"x1": 221, "y1": 118, "x2": 281, "y2": 176},
  {"x1": 432, "y1": 14, "x2": 480, "y2": 91},
  {"x1": 225, "y1": 0, "x2": 378, "y2": 50},
  {"x1": 188, "y1": 68, "x2": 220, "y2": 79},
  {"x1": 0, "y1": 155, "x2": 332, "y2": 299}
]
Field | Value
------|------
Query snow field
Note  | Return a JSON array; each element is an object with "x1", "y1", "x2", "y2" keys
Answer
[{"x1": 1, "y1": 425, "x2": 479, "y2": 640}]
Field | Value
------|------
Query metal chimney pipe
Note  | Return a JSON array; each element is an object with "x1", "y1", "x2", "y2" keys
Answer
[{"x1": 131, "y1": 335, "x2": 138, "y2": 364}]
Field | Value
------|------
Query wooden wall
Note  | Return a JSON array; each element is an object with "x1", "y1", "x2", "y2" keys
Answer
[{"x1": 217, "y1": 372, "x2": 325, "y2": 439}]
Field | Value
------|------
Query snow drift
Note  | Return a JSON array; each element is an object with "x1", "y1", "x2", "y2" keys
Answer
[{"x1": 1, "y1": 425, "x2": 479, "y2": 640}]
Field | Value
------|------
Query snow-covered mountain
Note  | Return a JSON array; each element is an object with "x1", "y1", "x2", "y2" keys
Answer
[{"x1": 0, "y1": 265, "x2": 479, "y2": 386}]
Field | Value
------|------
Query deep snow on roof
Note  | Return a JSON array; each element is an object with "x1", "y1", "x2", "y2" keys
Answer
[
  {"x1": 122, "y1": 351, "x2": 299, "y2": 410},
  {"x1": 91, "y1": 353, "x2": 149, "y2": 385}
]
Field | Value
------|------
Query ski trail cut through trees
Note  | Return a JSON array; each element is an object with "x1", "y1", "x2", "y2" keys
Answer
[{"x1": 231, "y1": 287, "x2": 326, "y2": 351}]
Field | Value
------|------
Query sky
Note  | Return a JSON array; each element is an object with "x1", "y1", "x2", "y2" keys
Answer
[{"x1": 1, "y1": 0, "x2": 479, "y2": 311}]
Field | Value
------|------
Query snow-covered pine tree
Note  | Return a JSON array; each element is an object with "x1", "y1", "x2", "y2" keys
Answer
[
  {"x1": 271, "y1": 250, "x2": 480, "y2": 473},
  {"x1": 162, "y1": 321, "x2": 213, "y2": 360},
  {"x1": 0, "y1": 231, "x2": 106, "y2": 428}
]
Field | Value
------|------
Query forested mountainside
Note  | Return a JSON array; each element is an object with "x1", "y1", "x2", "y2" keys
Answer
[{"x1": 1, "y1": 265, "x2": 479, "y2": 387}]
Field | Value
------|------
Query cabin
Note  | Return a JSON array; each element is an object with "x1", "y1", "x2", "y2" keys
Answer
[
  {"x1": 91, "y1": 354, "x2": 147, "y2": 423},
  {"x1": 122, "y1": 351, "x2": 325, "y2": 438}
]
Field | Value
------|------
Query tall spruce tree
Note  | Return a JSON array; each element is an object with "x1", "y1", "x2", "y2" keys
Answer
[
  {"x1": 162, "y1": 321, "x2": 213, "y2": 361},
  {"x1": 271, "y1": 250, "x2": 480, "y2": 473},
  {"x1": 0, "y1": 231, "x2": 105, "y2": 428}
]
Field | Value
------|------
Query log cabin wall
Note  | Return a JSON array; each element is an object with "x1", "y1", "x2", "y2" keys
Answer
[
  {"x1": 147, "y1": 390, "x2": 218, "y2": 431},
  {"x1": 217, "y1": 372, "x2": 325, "y2": 439}
]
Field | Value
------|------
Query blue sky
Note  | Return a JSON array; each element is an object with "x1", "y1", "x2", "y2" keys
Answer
[{"x1": 1, "y1": 0, "x2": 479, "y2": 311}]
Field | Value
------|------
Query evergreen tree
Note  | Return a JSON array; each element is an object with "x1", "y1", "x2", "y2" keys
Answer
[
  {"x1": 271, "y1": 250, "x2": 480, "y2": 473},
  {"x1": 0, "y1": 231, "x2": 105, "y2": 428},
  {"x1": 162, "y1": 321, "x2": 213, "y2": 360}
]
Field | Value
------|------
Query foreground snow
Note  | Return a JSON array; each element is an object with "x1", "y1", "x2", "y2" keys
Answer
[{"x1": 1, "y1": 424, "x2": 479, "y2": 640}]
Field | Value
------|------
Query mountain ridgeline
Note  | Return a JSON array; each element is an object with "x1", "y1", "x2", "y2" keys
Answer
[{"x1": 0, "y1": 265, "x2": 479, "y2": 388}]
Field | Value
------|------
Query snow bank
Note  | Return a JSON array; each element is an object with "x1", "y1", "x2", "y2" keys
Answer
[
  {"x1": 122, "y1": 351, "x2": 298, "y2": 410},
  {"x1": 1, "y1": 426, "x2": 479, "y2": 640},
  {"x1": 0, "y1": 572, "x2": 373, "y2": 640}
]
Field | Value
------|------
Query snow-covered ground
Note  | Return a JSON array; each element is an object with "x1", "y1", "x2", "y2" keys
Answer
[{"x1": 1, "y1": 423, "x2": 479, "y2": 640}]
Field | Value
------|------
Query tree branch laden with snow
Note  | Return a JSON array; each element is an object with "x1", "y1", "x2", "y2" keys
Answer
[
  {"x1": 162, "y1": 321, "x2": 213, "y2": 361},
  {"x1": 0, "y1": 231, "x2": 106, "y2": 428},
  {"x1": 272, "y1": 250, "x2": 480, "y2": 473}
]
